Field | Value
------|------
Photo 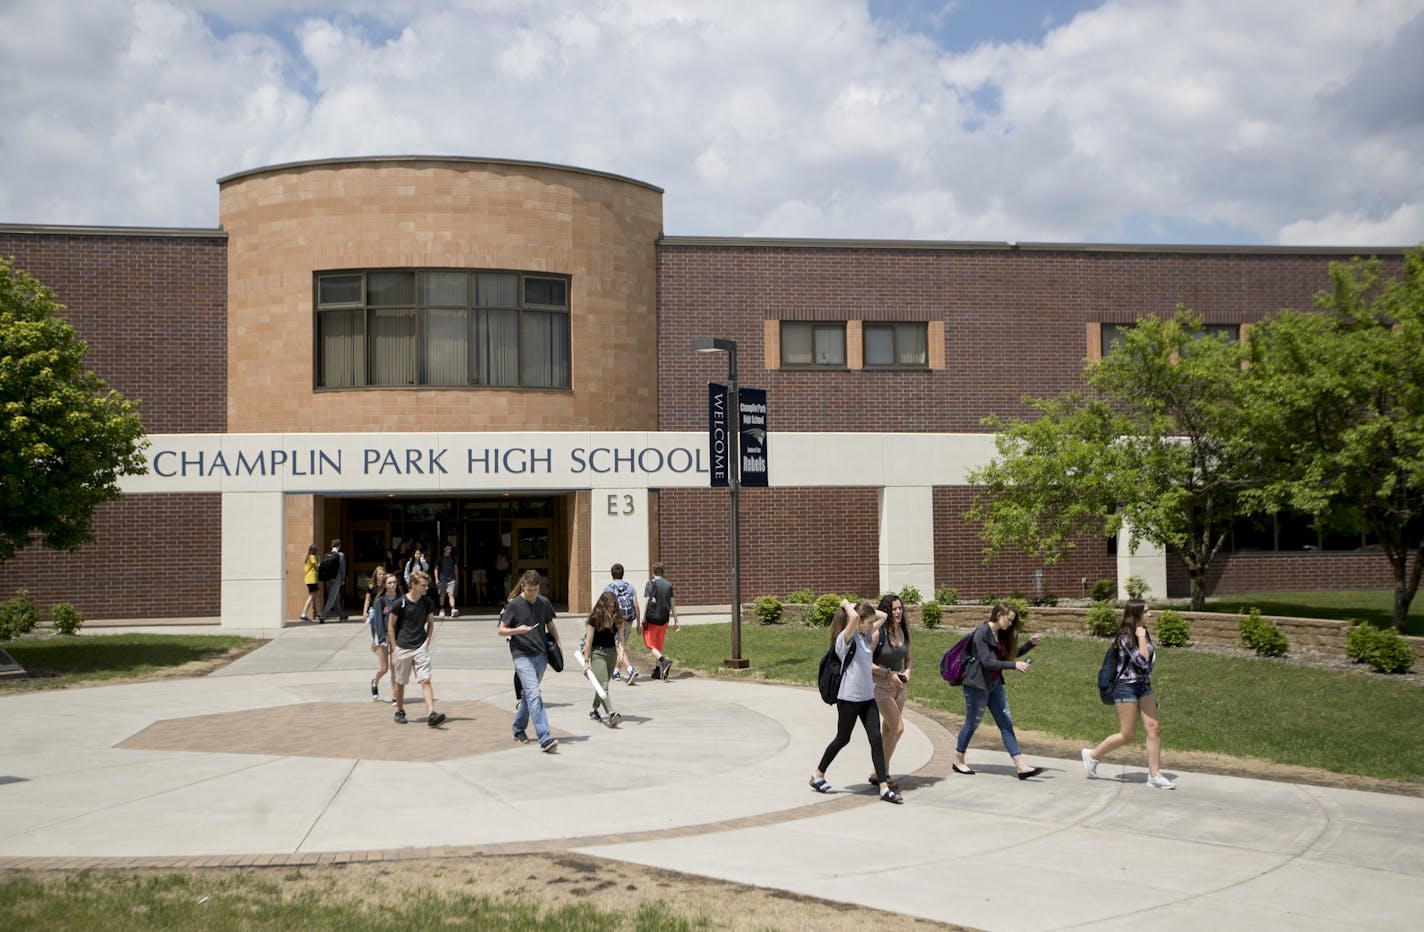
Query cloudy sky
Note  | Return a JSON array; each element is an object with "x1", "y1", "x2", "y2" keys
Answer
[{"x1": 1, "y1": 0, "x2": 1421, "y2": 246}]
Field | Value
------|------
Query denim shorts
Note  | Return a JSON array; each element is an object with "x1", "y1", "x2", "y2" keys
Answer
[{"x1": 1112, "y1": 679, "x2": 1153, "y2": 703}]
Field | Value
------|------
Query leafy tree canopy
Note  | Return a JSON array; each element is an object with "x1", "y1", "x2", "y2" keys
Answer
[
  {"x1": 967, "y1": 308, "x2": 1254, "y2": 609},
  {"x1": 0, "y1": 257, "x2": 147, "y2": 563},
  {"x1": 1240, "y1": 248, "x2": 1424, "y2": 630}
]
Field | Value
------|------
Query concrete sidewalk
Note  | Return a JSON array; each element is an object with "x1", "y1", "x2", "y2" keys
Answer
[{"x1": 2, "y1": 620, "x2": 1421, "y2": 930}]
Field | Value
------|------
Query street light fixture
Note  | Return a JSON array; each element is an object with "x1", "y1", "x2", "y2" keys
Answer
[{"x1": 692, "y1": 337, "x2": 748, "y2": 669}]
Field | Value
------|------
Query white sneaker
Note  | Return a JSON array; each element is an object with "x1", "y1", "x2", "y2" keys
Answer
[
  {"x1": 450, "y1": 608, "x2": 459, "y2": 617},
  {"x1": 1146, "y1": 774, "x2": 1176, "y2": 790},
  {"x1": 1081, "y1": 749, "x2": 1099, "y2": 779}
]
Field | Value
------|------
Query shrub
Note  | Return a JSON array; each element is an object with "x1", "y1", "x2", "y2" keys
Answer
[
  {"x1": 1346, "y1": 620, "x2": 1376, "y2": 663},
  {"x1": 0, "y1": 589, "x2": 41, "y2": 641},
  {"x1": 1125, "y1": 575, "x2": 1150, "y2": 599},
  {"x1": 898, "y1": 585, "x2": 922, "y2": 606},
  {"x1": 49, "y1": 602, "x2": 84, "y2": 636},
  {"x1": 919, "y1": 601, "x2": 942, "y2": 629},
  {"x1": 805, "y1": 593, "x2": 843, "y2": 627},
  {"x1": 1155, "y1": 610, "x2": 1190, "y2": 647},
  {"x1": 1368, "y1": 629, "x2": 1415, "y2": 674},
  {"x1": 978, "y1": 593, "x2": 998, "y2": 605},
  {"x1": 934, "y1": 585, "x2": 959, "y2": 605},
  {"x1": 1084, "y1": 602, "x2": 1118, "y2": 638},
  {"x1": 1031, "y1": 592, "x2": 1059, "y2": 607},
  {"x1": 1090, "y1": 578, "x2": 1117, "y2": 602},
  {"x1": 752, "y1": 595, "x2": 783, "y2": 625},
  {"x1": 786, "y1": 588, "x2": 814, "y2": 604},
  {"x1": 1239, "y1": 608, "x2": 1288, "y2": 657},
  {"x1": 1347, "y1": 621, "x2": 1415, "y2": 674}
]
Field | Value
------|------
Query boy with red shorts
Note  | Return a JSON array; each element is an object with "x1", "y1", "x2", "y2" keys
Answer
[{"x1": 641, "y1": 562, "x2": 680, "y2": 679}]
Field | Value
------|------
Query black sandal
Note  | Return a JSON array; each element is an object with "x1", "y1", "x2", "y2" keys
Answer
[
  {"x1": 809, "y1": 775, "x2": 834, "y2": 794},
  {"x1": 870, "y1": 774, "x2": 899, "y2": 791},
  {"x1": 880, "y1": 787, "x2": 904, "y2": 804}
]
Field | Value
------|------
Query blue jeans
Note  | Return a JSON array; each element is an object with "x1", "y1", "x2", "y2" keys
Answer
[
  {"x1": 512, "y1": 652, "x2": 551, "y2": 744},
  {"x1": 957, "y1": 680, "x2": 1021, "y2": 757}
]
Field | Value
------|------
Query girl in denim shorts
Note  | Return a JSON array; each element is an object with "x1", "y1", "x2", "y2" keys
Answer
[{"x1": 1081, "y1": 600, "x2": 1175, "y2": 789}]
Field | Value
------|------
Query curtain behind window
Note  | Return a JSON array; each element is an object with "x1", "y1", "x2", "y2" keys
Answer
[
  {"x1": 479, "y1": 309, "x2": 519, "y2": 386},
  {"x1": 369, "y1": 309, "x2": 417, "y2": 385},
  {"x1": 521, "y1": 311, "x2": 570, "y2": 388},
  {"x1": 318, "y1": 310, "x2": 364, "y2": 387},
  {"x1": 425, "y1": 308, "x2": 468, "y2": 385}
]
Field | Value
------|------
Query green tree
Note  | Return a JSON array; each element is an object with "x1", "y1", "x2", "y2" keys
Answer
[
  {"x1": 967, "y1": 309, "x2": 1254, "y2": 610},
  {"x1": 1240, "y1": 248, "x2": 1424, "y2": 631},
  {"x1": 0, "y1": 257, "x2": 147, "y2": 563}
]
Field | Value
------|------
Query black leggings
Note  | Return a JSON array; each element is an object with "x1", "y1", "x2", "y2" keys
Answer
[{"x1": 817, "y1": 698, "x2": 887, "y2": 779}]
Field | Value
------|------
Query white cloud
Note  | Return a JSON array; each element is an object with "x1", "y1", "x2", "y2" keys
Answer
[{"x1": 0, "y1": 0, "x2": 1420, "y2": 247}]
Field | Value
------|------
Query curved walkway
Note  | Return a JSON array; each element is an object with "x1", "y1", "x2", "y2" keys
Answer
[{"x1": 1, "y1": 621, "x2": 1421, "y2": 930}]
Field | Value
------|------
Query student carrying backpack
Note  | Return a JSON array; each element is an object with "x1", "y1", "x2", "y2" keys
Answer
[{"x1": 317, "y1": 550, "x2": 341, "y2": 582}]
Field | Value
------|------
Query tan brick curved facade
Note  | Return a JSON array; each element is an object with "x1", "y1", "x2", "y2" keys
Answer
[{"x1": 219, "y1": 157, "x2": 663, "y2": 433}]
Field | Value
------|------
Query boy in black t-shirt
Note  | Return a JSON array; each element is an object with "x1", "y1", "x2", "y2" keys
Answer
[{"x1": 387, "y1": 570, "x2": 446, "y2": 727}]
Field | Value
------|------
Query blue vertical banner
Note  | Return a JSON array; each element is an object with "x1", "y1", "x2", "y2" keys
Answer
[
  {"x1": 738, "y1": 387, "x2": 768, "y2": 488},
  {"x1": 708, "y1": 382, "x2": 730, "y2": 488}
]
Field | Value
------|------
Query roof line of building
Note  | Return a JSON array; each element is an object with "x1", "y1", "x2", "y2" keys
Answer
[
  {"x1": 658, "y1": 235, "x2": 1407, "y2": 256},
  {"x1": 0, "y1": 222, "x2": 226, "y2": 239},
  {"x1": 216, "y1": 155, "x2": 665, "y2": 194}
]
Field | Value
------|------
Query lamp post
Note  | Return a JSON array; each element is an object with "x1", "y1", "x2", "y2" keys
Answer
[{"x1": 692, "y1": 337, "x2": 748, "y2": 669}]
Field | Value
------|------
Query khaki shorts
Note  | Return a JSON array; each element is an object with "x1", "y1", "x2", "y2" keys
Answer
[
  {"x1": 874, "y1": 674, "x2": 907, "y2": 707},
  {"x1": 393, "y1": 644, "x2": 432, "y2": 685}
]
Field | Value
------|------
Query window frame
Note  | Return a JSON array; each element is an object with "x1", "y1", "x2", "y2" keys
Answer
[
  {"x1": 862, "y1": 321, "x2": 929, "y2": 369},
  {"x1": 313, "y1": 268, "x2": 571, "y2": 391},
  {"x1": 779, "y1": 321, "x2": 847, "y2": 369}
]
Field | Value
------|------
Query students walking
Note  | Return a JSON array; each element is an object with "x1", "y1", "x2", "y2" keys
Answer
[
  {"x1": 498, "y1": 569, "x2": 562, "y2": 752},
  {"x1": 581, "y1": 591, "x2": 630, "y2": 727},
  {"x1": 604, "y1": 563, "x2": 641, "y2": 684},
  {"x1": 871, "y1": 593, "x2": 912, "y2": 789},
  {"x1": 1082, "y1": 600, "x2": 1174, "y2": 789},
  {"x1": 366, "y1": 569, "x2": 398, "y2": 703},
  {"x1": 809, "y1": 599, "x2": 904, "y2": 804},
  {"x1": 953, "y1": 601, "x2": 1044, "y2": 779},
  {"x1": 641, "y1": 562, "x2": 679, "y2": 680},
  {"x1": 387, "y1": 570, "x2": 445, "y2": 727},
  {"x1": 299, "y1": 544, "x2": 319, "y2": 623}
]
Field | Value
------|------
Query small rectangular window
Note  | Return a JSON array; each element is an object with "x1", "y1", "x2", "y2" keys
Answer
[
  {"x1": 525, "y1": 277, "x2": 567, "y2": 307},
  {"x1": 864, "y1": 322, "x2": 928, "y2": 368},
  {"x1": 1101, "y1": 323, "x2": 1134, "y2": 358},
  {"x1": 367, "y1": 271, "x2": 416, "y2": 306},
  {"x1": 318, "y1": 274, "x2": 362, "y2": 306},
  {"x1": 781, "y1": 321, "x2": 845, "y2": 367}
]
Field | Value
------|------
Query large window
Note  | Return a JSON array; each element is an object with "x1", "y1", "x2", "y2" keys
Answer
[
  {"x1": 315, "y1": 269, "x2": 571, "y2": 389},
  {"x1": 863, "y1": 322, "x2": 928, "y2": 368},
  {"x1": 780, "y1": 321, "x2": 846, "y2": 368}
]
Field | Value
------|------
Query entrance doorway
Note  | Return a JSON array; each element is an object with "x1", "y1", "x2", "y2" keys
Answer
[{"x1": 333, "y1": 494, "x2": 569, "y2": 607}]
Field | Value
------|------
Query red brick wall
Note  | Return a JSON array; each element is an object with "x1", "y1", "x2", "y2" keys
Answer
[
  {"x1": 657, "y1": 243, "x2": 1395, "y2": 433},
  {"x1": 1167, "y1": 551, "x2": 1404, "y2": 597},
  {"x1": 4, "y1": 494, "x2": 221, "y2": 619},
  {"x1": 0, "y1": 230, "x2": 228, "y2": 433},
  {"x1": 934, "y1": 487, "x2": 1117, "y2": 600},
  {"x1": 1, "y1": 230, "x2": 227, "y2": 618},
  {"x1": 656, "y1": 487, "x2": 881, "y2": 602}
]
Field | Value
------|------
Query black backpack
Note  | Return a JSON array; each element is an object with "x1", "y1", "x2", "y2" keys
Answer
[
  {"x1": 1097, "y1": 643, "x2": 1121, "y2": 704},
  {"x1": 317, "y1": 552, "x2": 341, "y2": 582},
  {"x1": 816, "y1": 636, "x2": 856, "y2": 704}
]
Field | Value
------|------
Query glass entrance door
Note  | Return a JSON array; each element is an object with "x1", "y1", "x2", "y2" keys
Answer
[{"x1": 511, "y1": 520, "x2": 554, "y2": 597}]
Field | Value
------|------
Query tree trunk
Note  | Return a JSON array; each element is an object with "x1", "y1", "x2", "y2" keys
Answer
[{"x1": 1188, "y1": 568, "x2": 1207, "y2": 612}]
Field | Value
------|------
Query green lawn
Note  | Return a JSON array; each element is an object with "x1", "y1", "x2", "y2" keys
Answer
[
  {"x1": 0, "y1": 634, "x2": 259, "y2": 690},
  {"x1": 1201, "y1": 589, "x2": 1424, "y2": 635},
  {"x1": 667, "y1": 622, "x2": 1424, "y2": 783},
  {"x1": 0, "y1": 870, "x2": 709, "y2": 931}
]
